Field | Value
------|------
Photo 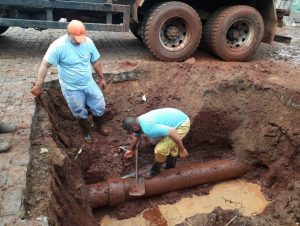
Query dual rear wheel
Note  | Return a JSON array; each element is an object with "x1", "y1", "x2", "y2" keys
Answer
[
  {"x1": 130, "y1": 3, "x2": 264, "y2": 62},
  {"x1": 203, "y1": 5, "x2": 264, "y2": 61}
]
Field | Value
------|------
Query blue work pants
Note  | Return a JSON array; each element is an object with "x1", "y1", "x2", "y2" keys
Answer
[{"x1": 61, "y1": 83, "x2": 105, "y2": 119}]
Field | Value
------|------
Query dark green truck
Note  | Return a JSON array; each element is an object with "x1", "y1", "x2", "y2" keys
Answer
[{"x1": 0, "y1": 0, "x2": 292, "y2": 61}]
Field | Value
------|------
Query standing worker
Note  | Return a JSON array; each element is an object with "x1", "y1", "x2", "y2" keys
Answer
[
  {"x1": 122, "y1": 108, "x2": 190, "y2": 177},
  {"x1": 31, "y1": 20, "x2": 110, "y2": 142}
]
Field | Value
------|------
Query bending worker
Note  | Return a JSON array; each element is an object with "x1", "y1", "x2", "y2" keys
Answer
[
  {"x1": 31, "y1": 20, "x2": 109, "y2": 142},
  {"x1": 122, "y1": 108, "x2": 190, "y2": 177}
]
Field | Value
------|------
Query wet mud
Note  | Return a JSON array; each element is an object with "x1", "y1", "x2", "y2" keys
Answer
[
  {"x1": 101, "y1": 179, "x2": 270, "y2": 225},
  {"x1": 26, "y1": 61, "x2": 300, "y2": 226}
]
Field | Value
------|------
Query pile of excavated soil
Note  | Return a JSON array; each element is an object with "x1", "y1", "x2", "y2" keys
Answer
[{"x1": 27, "y1": 60, "x2": 299, "y2": 226}]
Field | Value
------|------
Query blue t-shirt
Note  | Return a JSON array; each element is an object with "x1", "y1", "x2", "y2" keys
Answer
[
  {"x1": 137, "y1": 108, "x2": 189, "y2": 138},
  {"x1": 44, "y1": 34, "x2": 100, "y2": 90}
]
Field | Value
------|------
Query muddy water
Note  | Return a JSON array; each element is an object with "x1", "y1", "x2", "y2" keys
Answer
[{"x1": 100, "y1": 179, "x2": 269, "y2": 226}]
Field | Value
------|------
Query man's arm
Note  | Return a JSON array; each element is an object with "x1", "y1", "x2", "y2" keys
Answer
[
  {"x1": 169, "y1": 128, "x2": 189, "y2": 159},
  {"x1": 31, "y1": 60, "x2": 52, "y2": 96},
  {"x1": 92, "y1": 60, "x2": 107, "y2": 90},
  {"x1": 124, "y1": 135, "x2": 141, "y2": 158}
]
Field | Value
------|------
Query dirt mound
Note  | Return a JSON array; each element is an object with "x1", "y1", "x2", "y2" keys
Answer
[{"x1": 27, "y1": 61, "x2": 299, "y2": 225}]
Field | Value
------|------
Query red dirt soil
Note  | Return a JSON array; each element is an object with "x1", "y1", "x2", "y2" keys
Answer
[{"x1": 27, "y1": 60, "x2": 299, "y2": 226}]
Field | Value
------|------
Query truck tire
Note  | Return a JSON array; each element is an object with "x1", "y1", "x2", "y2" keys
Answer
[
  {"x1": 204, "y1": 6, "x2": 264, "y2": 61},
  {"x1": 144, "y1": 1, "x2": 202, "y2": 62},
  {"x1": 0, "y1": 26, "x2": 9, "y2": 35}
]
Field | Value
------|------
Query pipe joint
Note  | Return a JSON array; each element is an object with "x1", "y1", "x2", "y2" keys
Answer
[{"x1": 108, "y1": 178, "x2": 126, "y2": 206}]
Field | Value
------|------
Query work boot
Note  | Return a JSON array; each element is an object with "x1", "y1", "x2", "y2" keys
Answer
[
  {"x1": 92, "y1": 115, "x2": 110, "y2": 136},
  {"x1": 144, "y1": 161, "x2": 163, "y2": 179},
  {"x1": 0, "y1": 139, "x2": 12, "y2": 153},
  {"x1": 78, "y1": 119, "x2": 92, "y2": 142},
  {"x1": 0, "y1": 123, "x2": 15, "y2": 133},
  {"x1": 165, "y1": 155, "x2": 178, "y2": 169}
]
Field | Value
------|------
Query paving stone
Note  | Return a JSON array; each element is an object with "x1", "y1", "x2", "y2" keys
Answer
[
  {"x1": 4, "y1": 77, "x2": 19, "y2": 82},
  {"x1": 6, "y1": 166, "x2": 27, "y2": 187},
  {"x1": 2, "y1": 118, "x2": 21, "y2": 129},
  {"x1": 0, "y1": 134, "x2": 14, "y2": 150},
  {"x1": 15, "y1": 129, "x2": 31, "y2": 140},
  {"x1": 18, "y1": 118, "x2": 33, "y2": 130},
  {"x1": 10, "y1": 139, "x2": 31, "y2": 153},
  {"x1": 0, "y1": 216, "x2": 20, "y2": 226},
  {"x1": 0, "y1": 190, "x2": 3, "y2": 206},
  {"x1": 0, "y1": 187, "x2": 23, "y2": 216},
  {"x1": 12, "y1": 100, "x2": 23, "y2": 107},
  {"x1": 2, "y1": 110, "x2": 16, "y2": 118},
  {"x1": 21, "y1": 100, "x2": 36, "y2": 108},
  {"x1": 0, "y1": 90, "x2": 11, "y2": 96},
  {"x1": 0, "y1": 171, "x2": 8, "y2": 188},
  {"x1": 0, "y1": 96, "x2": 9, "y2": 104},
  {"x1": 6, "y1": 81, "x2": 26, "y2": 87},
  {"x1": 9, "y1": 152, "x2": 30, "y2": 167},
  {"x1": 0, "y1": 153, "x2": 11, "y2": 170},
  {"x1": 0, "y1": 216, "x2": 44, "y2": 226}
]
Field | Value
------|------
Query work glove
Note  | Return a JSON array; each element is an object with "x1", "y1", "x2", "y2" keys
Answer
[{"x1": 31, "y1": 84, "x2": 42, "y2": 96}]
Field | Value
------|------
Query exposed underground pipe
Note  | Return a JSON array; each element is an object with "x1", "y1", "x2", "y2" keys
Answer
[{"x1": 87, "y1": 159, "x2": 248, "y2": 208}]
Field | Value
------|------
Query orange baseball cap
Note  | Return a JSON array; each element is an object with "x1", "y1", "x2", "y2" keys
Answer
[{"x1": 67, "y1": 20, "x2": 87, "y2": 43}]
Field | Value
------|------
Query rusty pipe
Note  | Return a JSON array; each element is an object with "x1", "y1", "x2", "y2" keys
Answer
[{"x1": 87, "y1": 159, "x2": 248, "y2": 208}]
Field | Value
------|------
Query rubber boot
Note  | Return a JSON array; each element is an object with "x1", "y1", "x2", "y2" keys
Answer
[
  {"x1": 78, "y1": 119, "x2": 92, "y2": 142},
  {"x1": 0, "y1": 123, "x2": 15, "y2": 133},
  {"x1": 165, "y1": 155, "x2": 178, "y2": 169},
  {"x1": 92, "y1": 115, "x2": 110, "y2": 136},
  {"x1": 0, "y1": 139, "x2": 12, "y2": 153},
  {"x1": 144, "y1": 161, "x2": 163, "y2": 179}
]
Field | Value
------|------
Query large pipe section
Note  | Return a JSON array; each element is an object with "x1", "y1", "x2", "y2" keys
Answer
[{"x1": 87, "y1": 159, "x2": 248, "y2": 208}]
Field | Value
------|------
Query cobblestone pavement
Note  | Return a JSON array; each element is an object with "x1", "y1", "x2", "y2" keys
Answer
[
  {"x1": 0, "y1": 76, "x2": 44, "y2": 225},
  {"x1": 0, "y1": 27, "x2": 154, "y2": 226},
  {"x1": 0, "y1": 27, "x2": 153, "y2": 78}
]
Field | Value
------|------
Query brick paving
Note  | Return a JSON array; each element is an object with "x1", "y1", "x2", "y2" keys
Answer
[{"x1": 0, "y1": 75, "x2": 47, "y2": 225}]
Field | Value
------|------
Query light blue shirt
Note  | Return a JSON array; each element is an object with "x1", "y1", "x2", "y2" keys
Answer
[
  {"x1": 44, "y1": 34, "x2": 100, "y2": 90},
  {"x1": 137, "y1": 108, "x2": 189, "y2": 138}
]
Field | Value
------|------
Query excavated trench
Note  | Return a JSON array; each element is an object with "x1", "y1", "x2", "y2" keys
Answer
[{"x1": 25, "y1": 62, "x2": 300, "y2": 226}]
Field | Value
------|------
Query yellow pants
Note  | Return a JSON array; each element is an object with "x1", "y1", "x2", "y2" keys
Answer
[{"x1": 154, "y1": 119, "x2": 190, "y2": 162}]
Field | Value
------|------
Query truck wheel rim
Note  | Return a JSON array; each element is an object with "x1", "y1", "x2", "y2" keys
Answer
[
  {"x1": 225, "y1": 19, "x2": 254, "y2": 51},
  {"x1": 159, "y1": 17, "x2": 191, "y2": 52}
]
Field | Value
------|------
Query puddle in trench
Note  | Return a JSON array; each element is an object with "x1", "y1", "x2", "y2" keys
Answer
[{"x1": 100, "y1": 179, "x2": 270, "y2": 226}]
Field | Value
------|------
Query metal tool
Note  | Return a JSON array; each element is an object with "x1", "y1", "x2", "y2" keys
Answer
[
  {"x1": 128, "y1": 145, "x2": 145, "y2": 196},
  {"x1": 118, "y1": 145, "x2": 145, "y2": 195},
  {"x1": 119, "y1": 144, "x2": 145, "y2": 196},
  {"x1": 118, "y1": 146, "x2": 129, "y2": 153},
  {"x1": 122, "y1": 168, "x2": 149, "y2": 179}
]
